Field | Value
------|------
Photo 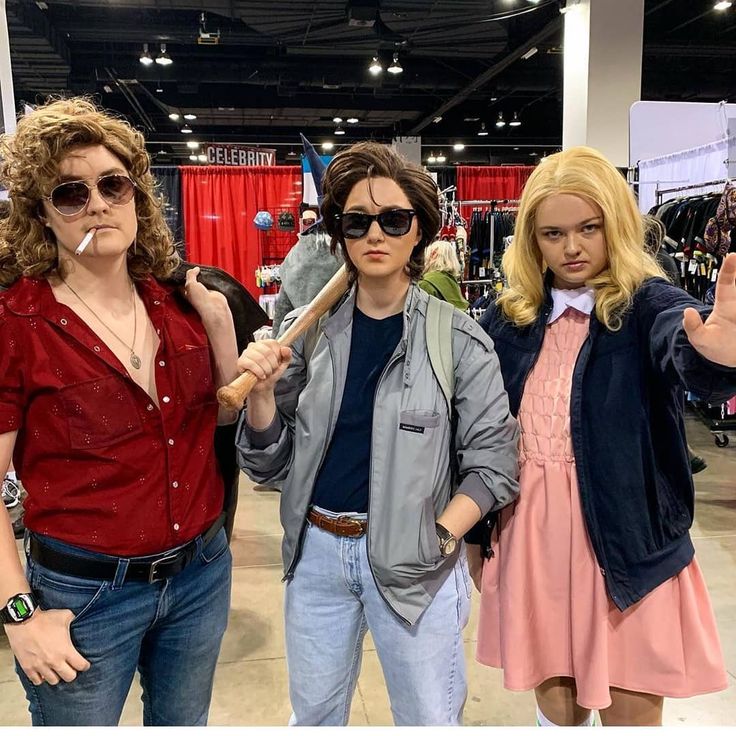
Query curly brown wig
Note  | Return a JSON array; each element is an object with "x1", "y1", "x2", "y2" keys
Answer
[
  {"x1": 0, "y1": 97, "x2": 179, "y2": 287},
  {"x1": 320, "y1": 141, "x2": 440, "y2": 282}
]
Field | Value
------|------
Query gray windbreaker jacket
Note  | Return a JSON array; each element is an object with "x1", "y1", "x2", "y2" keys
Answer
[{"x1": 236, "y1": 285, "x2": 519, "y2": 625}]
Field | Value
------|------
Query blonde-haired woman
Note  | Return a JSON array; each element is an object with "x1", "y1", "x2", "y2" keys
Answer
[
  {"x1": 467, "y1": 146, "x2": 736, "y2": 726},
  {"x1": 417, "y1": 240, "x2": 469, "y2": 310}
]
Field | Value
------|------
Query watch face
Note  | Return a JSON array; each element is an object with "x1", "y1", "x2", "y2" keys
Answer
[
  {"x1": 444, "y1": 537, "x2": 458, "y2": 556},
  {"x1": 7, "y1": 594, "x2": 35, "y2": 622}
]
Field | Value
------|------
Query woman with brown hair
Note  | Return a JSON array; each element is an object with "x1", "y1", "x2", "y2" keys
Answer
[
  {"x1": 235, "y1": 141, "x2": 519, "y2": 725},
  {"x1": 0, "y1": 98, "x2": 239, "y2": 725}
]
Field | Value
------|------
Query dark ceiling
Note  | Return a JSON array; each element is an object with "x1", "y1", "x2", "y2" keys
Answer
[{"x1": 6, "y1": 0, "x2": 736, "y2": 165}]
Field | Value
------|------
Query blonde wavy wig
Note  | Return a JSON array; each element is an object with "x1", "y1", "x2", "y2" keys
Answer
[
  {"x1": 0, "y1": 97, "x2": 179, "y2": 287},
  {"x1": 498, "y1": 146, "x2": 664, "y2": 331}
]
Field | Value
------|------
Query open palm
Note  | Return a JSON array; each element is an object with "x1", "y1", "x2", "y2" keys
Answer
[{"x1": 683, "y1": 253, "x2": 736, "y2": 368}]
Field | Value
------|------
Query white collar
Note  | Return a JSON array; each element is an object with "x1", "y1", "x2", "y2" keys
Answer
[{"x1": 548, "y1": 286, "x2": 596, "y2": 324}]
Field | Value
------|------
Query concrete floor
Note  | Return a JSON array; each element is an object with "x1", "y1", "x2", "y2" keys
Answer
[{"x1": 1, "y1": 415, "x2": 734, "y2": 726}]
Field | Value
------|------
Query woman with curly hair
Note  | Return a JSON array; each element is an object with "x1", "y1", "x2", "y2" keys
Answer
[
  {"x1": 468, "y1": 146, "x2": 736, "y2": 726},
  {"x1": 0, "y1": 98, "x2": 239, "y2": 726}
]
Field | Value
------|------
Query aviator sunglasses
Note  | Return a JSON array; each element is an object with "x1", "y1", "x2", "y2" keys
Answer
[
  {"x1": 336, "y1": 209, "x2": 416, "y2": 239},
  {"x1": 44, "y1": 174, "x2": 136, "y2": 216}
]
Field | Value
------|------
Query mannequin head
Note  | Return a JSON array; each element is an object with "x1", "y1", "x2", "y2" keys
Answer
[{"x1": 499, "y1": 146, "x2": 663, "y2": 330}]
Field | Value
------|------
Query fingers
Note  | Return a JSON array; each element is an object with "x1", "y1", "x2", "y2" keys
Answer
[
  {"x1": 714, "y1": 253, "x2": 736, "y2": 304},
  {"x1": 682, "y1": 307, "x2": 704, "y2": 341},
  {"x1": 237, "y1": 340, "x2": 290, "y2": 381}
]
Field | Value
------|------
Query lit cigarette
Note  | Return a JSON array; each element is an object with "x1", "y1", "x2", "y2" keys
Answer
[{"x1": 75, "y1": 228, "x2": 96, "y2": 256}]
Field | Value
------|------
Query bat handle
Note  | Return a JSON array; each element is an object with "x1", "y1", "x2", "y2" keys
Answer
[{"x1": 216, "y1": 370, "x2": 260, "y2": 410}]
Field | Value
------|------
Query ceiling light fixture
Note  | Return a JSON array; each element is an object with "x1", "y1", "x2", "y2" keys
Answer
[
  {"x1": 197, "y1": 154, "x2": 207, "y2": 162},
  {"x1": 436, "y1": 153, "x2": 447, "y2": 163},
  {"x1": 714, "y1": 0, "x2": 732, "y2": 9},
  {"x1": 321, "y1": 141, "x2": 334, "y2": 151},
  {"x1": 186, "y1": 141, "x2": 200, "y2": 149},
  {"x1": 453, "y1": 143, "x2": 465, "y2": 152},
  {"x1": 347, "y1": 117, "x2": 359, "y2": 124},
  {"x1": 521, "y1": 46, "x2": 539, "y2": 60},
  {"x1": 509, "y1": 112, "x2": 522, "y2": 127},
  {"x1": 155, "y1": 86, "x2": 163, "y2": 93},
  {"x1": 183, "y1": 113, "x2": 197, "y2": 121},
  {"x1": 189, "y1": 154, "x2": 198, "y2": 162},
  {"x1": 333, "y1": 116, "x2": 343, "y2": 123},
  {"x1": 335, "y1": 125, "x2": 346, "y2": 136},
  {"x1": 427, "y1": 153, "x2": 437, "y2": 164},
  {"x1": 433, "y1": 116, "x2": 443, "y2": 123},
  {"x1": 168, "y1": 112, "x2": 180, "y2": 121},
  {"x1": 478, "y1": 122, "x2": 489, "y2": 136},
  {"x1": 139, "y1": 43, "x2": 153, "y2": 66},
  {"x1": 155, "y1": 43, "x2": 173, "y2": 66},
  {"x1": 496, "y1": 112, "x2": 506, "y2": 128},
  {"x1": 387, "y1": 52, "x2": 403, "y2": 74},
  {"x1": 368, "y1": 56, "x2": 383, "y2": 75},
  {"x1": 181, "y1": 125, "x2": 192, "y2": 134}
]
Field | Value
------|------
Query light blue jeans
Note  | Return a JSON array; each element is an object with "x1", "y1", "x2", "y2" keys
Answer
[
  {"x1": 16, "y1": 528, "x2": 232, "y2": 726},
  {"x1": 284, "y1": 507, "x2": 472, "y2": 726}
]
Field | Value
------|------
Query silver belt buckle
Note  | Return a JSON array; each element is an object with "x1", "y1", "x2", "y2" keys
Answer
[{"x1": 148, "y1": 551, "x2": 182, "y2": 583}]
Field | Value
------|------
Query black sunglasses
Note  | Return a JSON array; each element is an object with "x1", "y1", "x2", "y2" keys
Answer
[
  {"x1": 336, "y1": 209, "x2": 416, "y2": 239},
  {"x1": 45, "y1": 174, "x2": 136, "y2": 216}
]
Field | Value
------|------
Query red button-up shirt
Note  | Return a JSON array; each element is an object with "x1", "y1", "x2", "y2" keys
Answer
[{"x1": 0, "y1": 276, "x2": 224, "y2": 556}]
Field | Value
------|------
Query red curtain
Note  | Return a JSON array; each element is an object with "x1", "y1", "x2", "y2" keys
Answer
[
  {"x1": 181, "y1": 165, "x2": 302, "y2": 297},
  {"x1": 457, "y1": 166, "x2": 535, "y2": 221}
]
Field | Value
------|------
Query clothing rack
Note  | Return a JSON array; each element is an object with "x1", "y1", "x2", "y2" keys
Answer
[
  {"x1": 655, "y1": 179, "x2": 728, "y2": 205},
  {"x1": 459, "y1": 198, "x2": 520, "y2": 207}
]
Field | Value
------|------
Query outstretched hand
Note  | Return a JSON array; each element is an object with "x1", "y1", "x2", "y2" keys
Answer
[{"x1": 683, "y1": 253, "x2": 736, "y2": 368}]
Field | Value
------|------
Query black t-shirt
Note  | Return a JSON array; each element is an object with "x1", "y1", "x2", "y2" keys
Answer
[{"x1": 310, "y1": 306, "x2": 404, "y2": 513}]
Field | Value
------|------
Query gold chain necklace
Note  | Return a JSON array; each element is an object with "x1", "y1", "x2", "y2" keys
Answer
[{"x1": 59, "y1": 275, "x2": 141, "y2": 370}]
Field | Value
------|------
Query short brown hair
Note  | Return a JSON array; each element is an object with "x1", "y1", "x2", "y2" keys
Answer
[
  {"x1": 0, "y1": 97, "x2": 179, "y2": 288},
  {"x1": 321, "y1": 142, "x2": 440, "y2": 282}
]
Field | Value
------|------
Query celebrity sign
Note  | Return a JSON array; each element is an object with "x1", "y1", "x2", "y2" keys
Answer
[{"x1": 206, "y1": 144, "x2": 277, "y2": 166}]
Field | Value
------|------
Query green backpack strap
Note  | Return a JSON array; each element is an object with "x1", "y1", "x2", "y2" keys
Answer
[{"x1": 425, "y1": 296, "x2": 455, "y2": 413}]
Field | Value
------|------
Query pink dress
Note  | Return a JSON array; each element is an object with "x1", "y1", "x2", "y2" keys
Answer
[{"x1": 476, "y1": 308, "x2": 728, "y2": 710}]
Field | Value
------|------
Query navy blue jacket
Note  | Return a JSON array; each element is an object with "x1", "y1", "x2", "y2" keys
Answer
[{"x1": 471, "y1": 277, "x2": 736, "y2": 611}]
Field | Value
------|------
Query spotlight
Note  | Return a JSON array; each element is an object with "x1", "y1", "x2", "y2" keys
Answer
[
  {"x1": 496, "y1": 112, "x2": 506, "y2": 128},
  {"x1": 333, "y1": 116, "x2": 343, "y2": 123},
  {"x1": 321, "y1": 141, "x2": 334, "y2": 151},
  {"x1": 347, "y1": 117, "x2": 359, "y2": 124},
  {"x1": 197, "y1": 154, "x2": 207, "y2": 162},
  {"x1": 168, "y1": 112, "x2": 180, "y2": 121},
  {"x1": 183, "y1": 113, "x2": 197, "y2": 121},
  {"x1": 478, "y1": 122, "x2": 489, "y2": 136},
  {"x1": 335, "y1": 125, "x2": 346, "y2": 135},
  {"x1": 368, "y1": 56, "x2": 383, "y2": 75},
  {"x1": 714, "y1": 0, "x2": 732, "y2": 8},
  {"x1": 509, "y1": 112, "x2": 522, "y2": 127},
  {"x1": 436, "y1": 153, "x2": 447, "y2": 163},
  {"x1": 387, "y1": 53, "x2": 403, "y2": 74},
  {"x1": 453, "y1": 143, "x2": 465, "y2": 151},
  {"x1": 156, "y1": 43, "x2": 173, "y2": 66},
  {"x1": 155, "y1": 86, "x2": 163, "y2": 93},
  {"x1": 181, "y1": 125, "x2": 192, "y2": 134},
  {"x1": 139, "y1": 44, "x2": 153, "y2": 66},
  {"x1": 427, "y1": 153, "x2": 437, "y2": 164},
  {"x1": 186, "y1": 141, "x2": 200, "y2": 149},
  {"x1": 189, "y1": 154, "x2": 198, "y2": 161}
]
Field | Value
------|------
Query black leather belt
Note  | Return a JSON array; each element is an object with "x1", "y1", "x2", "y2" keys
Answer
[{"x1": 29, "y1": 513, "x2": 227, "y2": 584}]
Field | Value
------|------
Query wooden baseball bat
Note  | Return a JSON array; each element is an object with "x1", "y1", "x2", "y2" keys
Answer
[{"x1": 216, "y1": 265, "x2": 350, "y2": 410}]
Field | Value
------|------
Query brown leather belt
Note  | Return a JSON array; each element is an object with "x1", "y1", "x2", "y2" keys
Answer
[{"x1": 307, "y1": 507, "x2": 367, "y2": 538}]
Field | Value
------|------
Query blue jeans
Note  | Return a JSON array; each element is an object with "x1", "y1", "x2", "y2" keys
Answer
[
  {"x1": 16, "y1": 528, "x2": 232, "y2": 726},
  {"x1": 284, "y1": 508, "x2": 472, "y2": 726}
]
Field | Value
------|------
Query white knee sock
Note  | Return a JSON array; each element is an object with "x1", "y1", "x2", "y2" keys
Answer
[{"x1": 537, "y1": 706, "x2": 596, "y2": 726}]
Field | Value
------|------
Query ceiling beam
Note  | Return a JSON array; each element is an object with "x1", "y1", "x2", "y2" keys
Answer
[{"x1": 407, "y1": 14, "x2": 562, "y2": 135}]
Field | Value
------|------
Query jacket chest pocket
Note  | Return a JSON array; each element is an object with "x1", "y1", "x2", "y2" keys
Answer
[
  {"x1": 169, "y1": 345, "x2": 215, "y2": 408},
  {"x1": 399, "y1": 409, "x2": 441, "y2": 435},
  {"x1": 60, "y1": 375, "x2": 143, "y2": 450}
]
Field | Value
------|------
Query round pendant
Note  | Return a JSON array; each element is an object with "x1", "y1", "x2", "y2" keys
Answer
[{"x1": 130, "y1": 353, "x2": 142, "y2": 370}]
